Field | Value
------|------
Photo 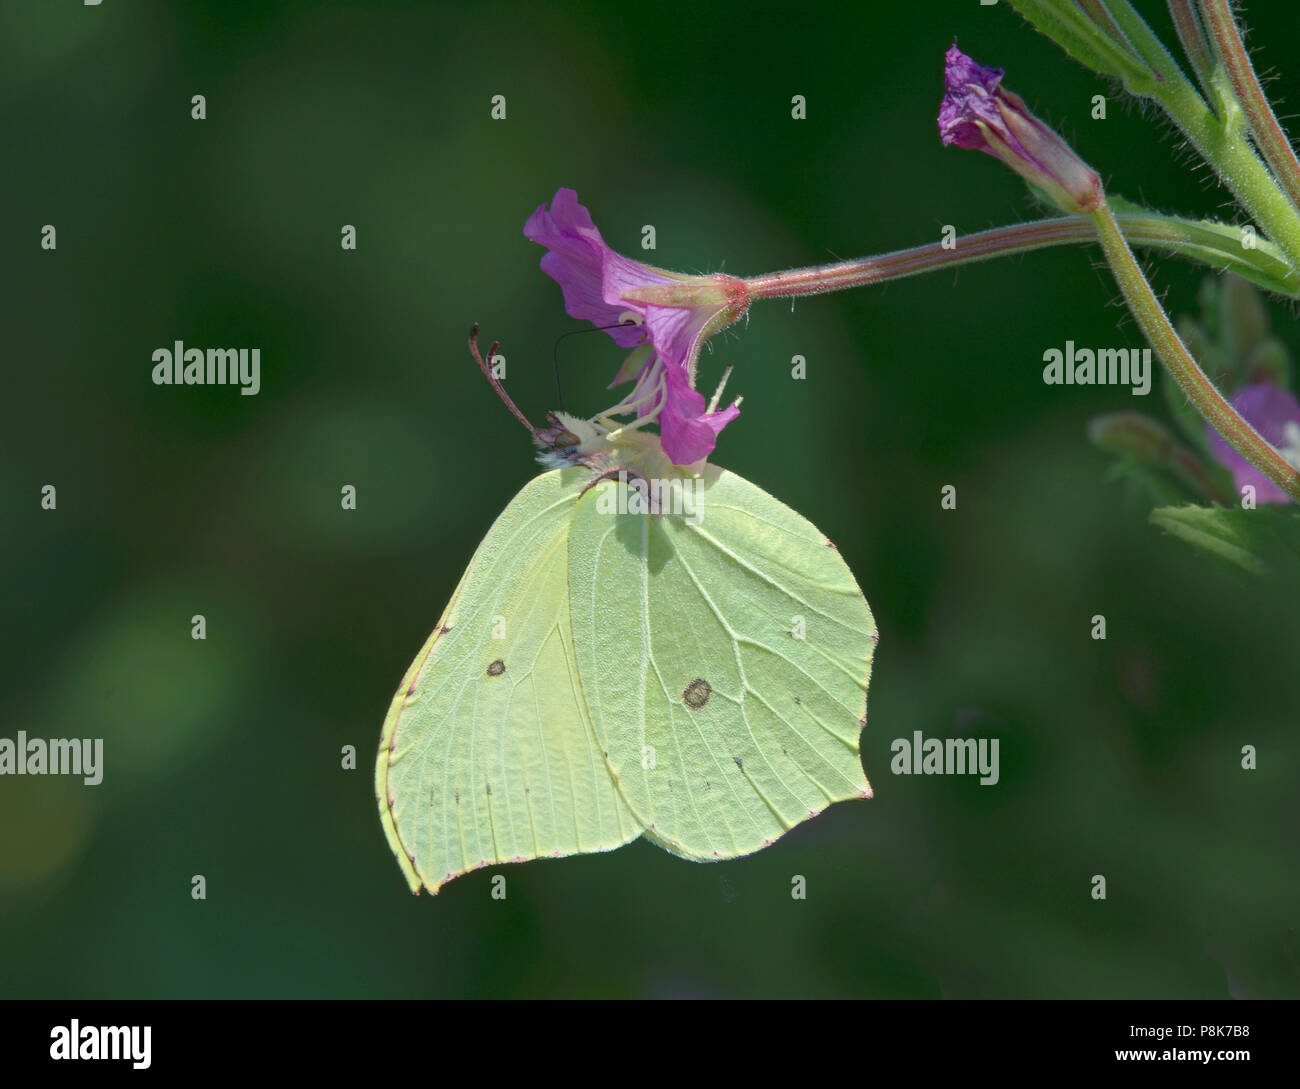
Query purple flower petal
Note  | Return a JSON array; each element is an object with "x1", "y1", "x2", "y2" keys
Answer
[
  {"x1": 939, "y1": 44, "x2": 1005, "y2": 151},
  {"x1": 1206, "y1": 382, "x2": 1300, "y2": 504},
  {"x1": 658, "y1": 363, "x2": 741, "y2": 466},
  {"x1": 523, "y1": 189, "x2": 662, "y2": 350},
  {"x1": 524, "y1": 188, "x2": 750, "y2": 465}
]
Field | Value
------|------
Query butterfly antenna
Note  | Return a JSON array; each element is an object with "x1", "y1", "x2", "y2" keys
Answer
[
  {"x1": 552, "y1": 320, "x2": 640, "y2": 411},
  {"x1": 469, "y1": 323, "x2": 537, "y2": 435}
]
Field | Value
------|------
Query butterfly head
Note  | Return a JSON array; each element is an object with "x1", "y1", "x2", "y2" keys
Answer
[
  {"x1": 468, "y1": 323, "x2": 717, "y2": 479},
  {"x1": 532, "y1": 410, "x2": 651, "y2": 471}
]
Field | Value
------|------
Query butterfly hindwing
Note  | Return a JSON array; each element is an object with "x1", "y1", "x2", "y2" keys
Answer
[{"x1": 567, "y1": 465, "x2": 875, "y2": 861}]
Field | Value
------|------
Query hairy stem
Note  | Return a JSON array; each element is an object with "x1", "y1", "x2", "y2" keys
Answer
[
  {"x1": 1101, "y1": 3, "x2": 1300, "y2": 270},
  {"x1": 1199, "y1": 0, "x2": 1300, "y2": 214},
  {"x1": 1166, "y1": 0, "x2": 1217, "y2": 104},
  {"x1": 1091, "y1": 202, "x2": 1300, "y2": 501},
  {"x1": 742, "y1": 213, "x2": 1299, "y2": 299}
]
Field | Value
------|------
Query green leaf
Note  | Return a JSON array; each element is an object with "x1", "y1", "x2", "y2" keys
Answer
[
  {"x1": 1102, "y1": 198, "x2": 1300, "y2": 299},
  {"x1": 1008, "y1": 0, "x2": 1157, "y2": 92},
  {"x1": 1112, "y1": 209, "x2": 1300, "y2": 300},
  {"x1": 1150, "y1": 504, "x2": 1300, "y2": 575}
]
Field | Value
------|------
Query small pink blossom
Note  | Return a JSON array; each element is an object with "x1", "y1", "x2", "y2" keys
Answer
[
  {"x1": 1207, "y1": 382, "x2": 1300, "y2": 504},
  {"x1": 525, "y1": 188, "x2": 748, "y2": 464}
]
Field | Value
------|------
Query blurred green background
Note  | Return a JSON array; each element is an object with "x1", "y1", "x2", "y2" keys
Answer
[{"x1": 3, "y1": 0, "x2": 1298, "y2": 998}]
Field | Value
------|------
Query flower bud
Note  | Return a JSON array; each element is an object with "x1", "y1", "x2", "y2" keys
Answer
[{"x1": 939, "y1": 45, "x2": 1103, "y2": 215}]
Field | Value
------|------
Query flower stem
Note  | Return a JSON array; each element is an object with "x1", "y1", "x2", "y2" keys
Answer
[
  {"x1": 1105, "y1": 0, "x2": 1194, "y2": 88},
  {"x1": 1008, "y1": 1, "x2": 1156, "y2": 90},
  {"x1": 742, "y1": 213, "x2": 1299, "y2": 300},
  {"x1": 1015, "y1": 0, "x2": 1300, "y2": 271},
  {"x1": 1098, "y1": 4, "x2": 1300, "y2": 272},
  {"x1": 1166, "y1": 0, "x2": 1217, "y2": 102},
  {"x1": 1199, "y1": 0, "x2": 1300, "y2": 214},
  {"x1": 1090, "y1": 201, "x2": 1300, "y2": 502}
]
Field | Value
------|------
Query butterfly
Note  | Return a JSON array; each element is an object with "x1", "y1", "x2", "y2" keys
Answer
[{"x1": 376, "y1": 326, "x2": 877, "y2": 894}]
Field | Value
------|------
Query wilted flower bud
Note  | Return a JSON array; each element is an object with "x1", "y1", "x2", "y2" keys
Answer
[
  {"x1": 1088, "y1": 411, "x2": 1179, "y2": 463},
  {"x1": 525, "y1": 188, "x2": 747, "y2": 465},
  {"x1": 939, "y1": 45, "x2": 1103, "y2": 215}
]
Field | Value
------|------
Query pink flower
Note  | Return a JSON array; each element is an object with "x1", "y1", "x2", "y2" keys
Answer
[
  {"x1": 1206, "y1": 382, "x2": 1300, "y2": 504},
  {"x1": 524, "y1": 188, "x2": 749, "y2": 465}
]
